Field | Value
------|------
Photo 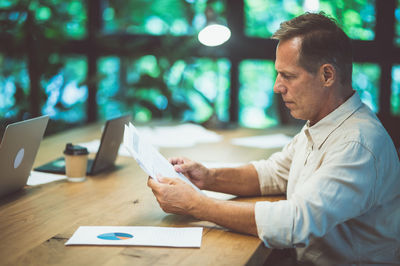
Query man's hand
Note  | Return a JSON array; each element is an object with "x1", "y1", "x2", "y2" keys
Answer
[
  {"x1": 147, "y1": 176, "x2": 204, "y2": 216},
  {"x1": 169, "y1": 157, "x2": 215, "y2": 190},
  {"x1": 147, "y1": 174, "x2": 258, "y2": 237}
]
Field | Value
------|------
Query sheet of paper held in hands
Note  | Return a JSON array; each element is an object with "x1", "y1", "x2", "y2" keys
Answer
[
  {"x1": 123, "y1": 122, "x2": 202, "y2": 193},
  {"x1": 65, "y1": 226, "x2": 203, "y2": 248}
]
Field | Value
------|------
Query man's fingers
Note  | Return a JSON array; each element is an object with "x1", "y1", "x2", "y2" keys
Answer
[
  {"x1": 169, "y1": 157, "x2": 185, "y2": 165},
  {"x1": 173, "y1": 165, "x2": 183, "y2": 173},
  {"x1": 158, "y1": 176, "x2": 181, "y2": 185},
  {"x1": 175, "y1": 161, "x2": 197, "y2": 173},
  {"x1": 147, "y1": 176, "x2": 159, "y2": 189},
  {"x1": 169, "y1": 156, "x2": 191, "y2": 166}
]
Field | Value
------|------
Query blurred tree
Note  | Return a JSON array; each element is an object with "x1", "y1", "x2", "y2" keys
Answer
[{"x1": 0, "y1": 0, "x2": 87, "y2": 134}]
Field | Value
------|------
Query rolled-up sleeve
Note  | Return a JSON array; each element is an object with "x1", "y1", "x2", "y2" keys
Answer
[
  {"x1": 255, "y1": 141, "x2": 376, "y2": 248},
  {"x1": 255, "y1": 200, "x2": 295, "y2": 248},
  {"x1": 251, "y1": 134, "x2": 298, "y2": 195}
]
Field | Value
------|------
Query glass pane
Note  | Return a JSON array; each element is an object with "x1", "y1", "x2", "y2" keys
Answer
[
  {"x1": 0, "y1": 55, "x2": 30, "y2": 119},
  {"x1": 41, "y1": 56, "x2": 88, "y2": 123},
  {"x1": 245, "y1": 0, "x2": 375, "y2": 40},
  {"x1": 352, "y1": 63, "x2": 380, "y2": 113},
  {"x1": 395, "y1": 0, "x2": 400, "y2": 46},
  {"x1": 239, "y1": 60, "x2": 278, "y2": 128},
  {"x1": 167, "y1": 58, "x2": 231, "y2": 124},
  {"x1": 391, "y1": 65, "x2": 400, "y2": 115},
  {"x1": 103, "y1": 0, "x2": 226, "y2": 36},
  {"x1": 0, "y1": 0, "x2": 86, "y2": 40},
  {"x1": 97, "y1": 55, "x2": 230, "y2": 124},
  {"x1": 98, "y1": 56, "x2": 127, "y2": 120}
]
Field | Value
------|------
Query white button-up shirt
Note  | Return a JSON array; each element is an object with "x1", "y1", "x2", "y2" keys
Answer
[{"x1": 252, "y1": 92, "x2": 400, "y2": 265}]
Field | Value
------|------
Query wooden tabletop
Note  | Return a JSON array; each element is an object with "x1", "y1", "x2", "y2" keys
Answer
[{"x1": 0, "y1": 123, "x2": 297, "y2": 266}]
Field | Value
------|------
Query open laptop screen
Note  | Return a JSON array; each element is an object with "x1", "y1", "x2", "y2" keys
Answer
[
  {"x1": 0, "y1": 115, "x2": 49, "y2": 198},
  {"x1": 34, "y1": 114, "x2": 130, "y2": 175}
]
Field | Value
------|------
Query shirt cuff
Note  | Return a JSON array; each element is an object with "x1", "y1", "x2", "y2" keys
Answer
[
  {"x1": 255, "y1": 200, "x2": 294, "y2": 248},
  {"x1": 251, "y1": 160, "x2": 286, "y2": 195}
]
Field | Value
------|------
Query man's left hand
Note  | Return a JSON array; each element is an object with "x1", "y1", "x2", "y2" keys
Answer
[{"x1": 147, "y1": 176, "x2": 204, "y2": 216}]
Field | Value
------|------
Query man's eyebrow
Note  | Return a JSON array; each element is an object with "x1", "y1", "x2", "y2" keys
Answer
[{"x1": 276, "y1": 70, "x2": 295, "y2": 75}]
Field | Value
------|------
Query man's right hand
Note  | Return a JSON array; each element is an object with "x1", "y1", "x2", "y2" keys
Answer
[{"x1": 169, "y1": 157, "x2": 215, "y2": 190}]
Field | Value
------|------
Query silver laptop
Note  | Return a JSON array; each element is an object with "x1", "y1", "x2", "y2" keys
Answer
[
  {"x1": 34, "y1": 114, "x2": 130, "y2": 175},
  {"x1": 0, "y1": 115, "x2": 49, "y2": 198}
]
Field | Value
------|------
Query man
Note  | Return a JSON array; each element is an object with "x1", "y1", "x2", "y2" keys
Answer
[{"x1": 148, "y1": 12, "x2": 400, "y2": 265}]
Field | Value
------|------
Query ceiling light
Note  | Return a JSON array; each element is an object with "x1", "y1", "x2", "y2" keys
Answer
[{"x1": 198, "y1": 24, "x2": 231, "y2": 46}]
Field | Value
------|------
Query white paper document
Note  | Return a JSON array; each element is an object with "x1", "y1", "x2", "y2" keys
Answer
[
  {"x1": 123, "y1": 122, "x2": 202, "y2": 192},
  {"x1": 231, "y1": 133, "x2": 292, "y2": 149},
  {"x1": 137, "y1": 124, "x2": 222, "y2": 148},
  {"x1": 27, "y1": 171, "x2": 67, "y2": 186},
  {"x1": 65, "y1": 226, "x2": 203, "y2": 248},
  {"x1": 201, "y1": 161, "x2": 245, "y2": 169}
]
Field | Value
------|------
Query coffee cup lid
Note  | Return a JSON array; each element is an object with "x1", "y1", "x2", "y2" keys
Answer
[{"x1": 63, "y1": 143, "x2": 89, "y2": 155}]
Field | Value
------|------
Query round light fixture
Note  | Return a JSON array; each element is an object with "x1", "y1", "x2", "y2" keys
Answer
[{"x1": 198, "y1": 24, "x2": 231, "y2": 47}]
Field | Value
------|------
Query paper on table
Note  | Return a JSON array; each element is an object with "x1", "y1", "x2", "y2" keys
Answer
[
  {"x1": 27, "y1": 171, "x2": 67, "y2": 186},
  {"x1": 123, "y1": 122, "x2": 202, "y2": 193},
  {"x1": 137, "y1": 124, "x2": 222, "y2": 148},
  {"x1": 201, "y1": 161, "x2": 245, "y2": 169},
  {"x1": 231, "y1": 133, "x2": 292, "y2": 149},
  {"x1": 65, "y1": 226, "x2": 203, "y2": 248},
  {"x1": 202, "y1": 190, "x2": 236, "y2": 200}
]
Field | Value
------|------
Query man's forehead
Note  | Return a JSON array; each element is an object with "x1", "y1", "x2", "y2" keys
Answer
[{"x1": 275, "y1": 38, "x2": 302, "y2": 71}]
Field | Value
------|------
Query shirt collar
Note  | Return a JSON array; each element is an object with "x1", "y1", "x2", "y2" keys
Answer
[{"x1": 304, "y1": 91, "x2": 364, "y2": 149}]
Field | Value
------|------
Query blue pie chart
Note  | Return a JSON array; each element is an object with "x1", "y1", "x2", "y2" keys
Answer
[{"x1": 97, "y1": 232, "x2": 133, "y2": 240}]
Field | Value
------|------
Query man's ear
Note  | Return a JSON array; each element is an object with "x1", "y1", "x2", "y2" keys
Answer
[{"x1": 320, "y1": 64, "x2": 336, "y2": 86}]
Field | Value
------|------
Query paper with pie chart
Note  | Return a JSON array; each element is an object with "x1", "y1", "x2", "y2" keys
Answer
[
  {"x1": 123, "y1": 122, "x2": 202, "y2": 193},
  {"x1": 65, "y1": 226, "x2": 203, "y2": 247}
]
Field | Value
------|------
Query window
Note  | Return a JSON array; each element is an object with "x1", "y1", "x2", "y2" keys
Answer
[
  {"x1": 0, "y1": 55, "x2": 29, "y2": 118},
  {"x1": 244, "y1": 0, "x2": 375, "y2": 40},
  {"x1": 0, "y1": 0, "x2": 87, "y2": 39},
  {"x1": 353, "y1": 63, "x2": 380, "y2": 113},
  {"x1": 42, "y1": 56, "x2": 88, "y2": 123},
  {"x1": 395, "y1": 0, "x2": 400, "y2": 46},
  {"x1": 239, "y1": 60, "x2": 278, "y2": 128},
  {"x1": 98, "y1": 55, "x2": 230, "y2": 124},
  {"x1": 392, "y1": 65, "x2": 400, "y2": 115},
  {"x1": 103, "y1": 0, "x2": 227, "y2": 36},
  {"x1": 1, "y1": 0, "x2": 399, "y2": 145}
]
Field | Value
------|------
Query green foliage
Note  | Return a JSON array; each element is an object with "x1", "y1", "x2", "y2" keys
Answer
[
  {"x1": 0, "y1": 0, "x2": 86, "y2": 39},
  {"x1": 0, "y1": 56, "x2": 30, "y2": 118},
  {"x1": 104, "y1": 0, "x2": 194, "y2": 35},
  {"x1": 98, "y1": 53, "x2": 231, "y2": 124},
  {"x1": 395, "y1": 0, "x2": 400, "y2": 46},
  {"x1": 41, "y1": 56, "x2": 88, "y2": 123},
  {"x1": 391, "y1": 65, "x2": 400, "y2": 115},
  {"x1": 0, "y1": 0, "x2": 88, "y2": 125},
  {"x1": 239, "y1": 60, "x2": 278, "y2": 128},
  {"x1": 353, "y1": 63, "x2": 380, "y2": 113},
  {"x1": 244, "y1": 0, "x2": 375, "y2": 40},
  {"x1": 103, "y1": 0, "x2": 227, "y2": 35}
]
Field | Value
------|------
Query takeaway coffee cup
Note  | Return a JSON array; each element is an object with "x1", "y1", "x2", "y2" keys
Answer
[{"x1": 64, "y1": 143, "x2": 89, "y2": 182}]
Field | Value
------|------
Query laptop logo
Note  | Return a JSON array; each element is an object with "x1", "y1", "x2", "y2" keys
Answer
[{"x1": 14, "y1": 148, "x2": 25, "y2": 169}]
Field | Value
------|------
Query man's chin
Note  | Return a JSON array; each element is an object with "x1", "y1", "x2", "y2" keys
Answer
[{"x1": 289, "y1": 110, "x2": 303, "y2": 120}]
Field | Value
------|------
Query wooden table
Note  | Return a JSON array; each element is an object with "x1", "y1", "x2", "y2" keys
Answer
[{"x1": 0, "y1": 123, "x2": 298, "y2": 266}]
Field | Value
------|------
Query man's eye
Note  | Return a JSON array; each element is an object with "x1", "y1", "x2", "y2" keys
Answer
[
  {"x1": 284, "y1": 74, "x2": 296, "y2": 80},
  {"x1": 281, "y1": 73, "x2": 290, "y2": 79}
]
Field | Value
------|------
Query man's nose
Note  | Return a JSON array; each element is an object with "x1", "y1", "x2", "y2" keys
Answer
[{"x1": 273, "y1": 77, "x2": 286, "y2": 94}]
